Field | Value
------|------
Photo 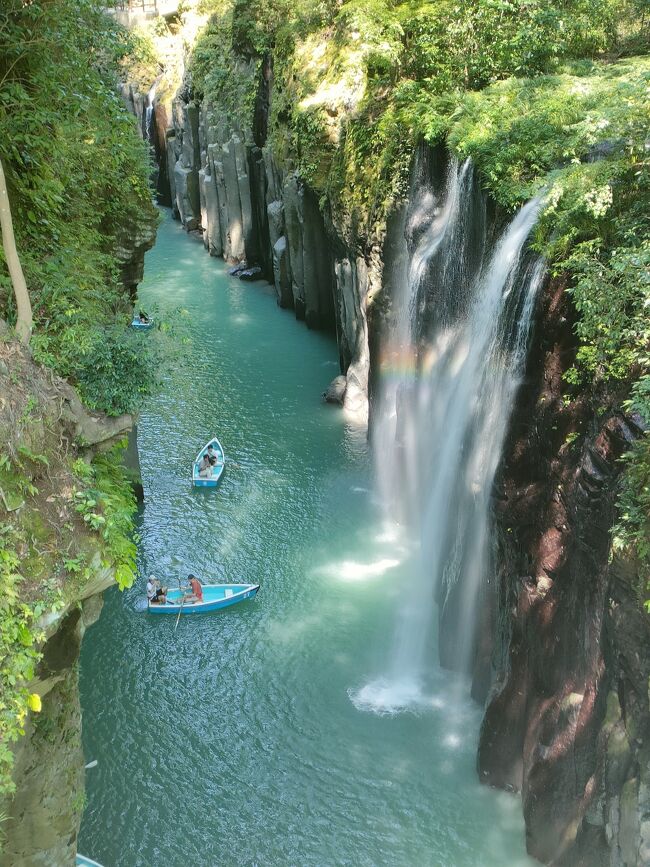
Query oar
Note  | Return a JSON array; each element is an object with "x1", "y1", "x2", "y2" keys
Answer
[{"x1": 174, "y1": 589, "x2": 187, "y2": 631}]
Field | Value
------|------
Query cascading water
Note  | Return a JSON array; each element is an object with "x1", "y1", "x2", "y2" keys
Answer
[
  {"x1": 145, "y1": 80, "x2": 158, "y2": 145},
  {"x1": 353, "y1": 153, "x2": 545, "y2": 714}
]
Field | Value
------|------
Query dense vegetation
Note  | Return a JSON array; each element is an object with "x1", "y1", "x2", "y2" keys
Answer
[
  {"x1": 0, "y1": 431, "x2": 137, "y2": 797},
  {"x1": 0, "y1": 0, "x2": 157, "y2": 415},
  {"x1": 0, "y1": 0, "x2": 155, "y2": 798}
]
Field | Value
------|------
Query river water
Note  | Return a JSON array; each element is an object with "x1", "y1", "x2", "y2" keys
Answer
[{"x1": 79, "y1": 211, "x2": 534, "y2": 866}]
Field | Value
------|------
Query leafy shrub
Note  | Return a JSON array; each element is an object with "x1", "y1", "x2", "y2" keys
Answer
[
  {"x1": 72, "y1": 446, "x2": 138, "y2": 591},
  {"x1": 0, "y1": 526, "x2": 43, "y2": 797},
  {"x1": 72, "y1": 326, "x2": 156, "y2": 417},
  {"x1": 0, "y1": 0, "x2": 157, "y2": 407}
]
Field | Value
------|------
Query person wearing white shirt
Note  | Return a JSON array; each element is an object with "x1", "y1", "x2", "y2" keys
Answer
[{"x1": 146, "y1": 576, "x2": 167, "y2": 605}]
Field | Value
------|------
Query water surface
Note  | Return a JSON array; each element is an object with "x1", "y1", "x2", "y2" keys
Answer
[{"x1": 79, "y1": 211, "x2": 534, "y2": 866}]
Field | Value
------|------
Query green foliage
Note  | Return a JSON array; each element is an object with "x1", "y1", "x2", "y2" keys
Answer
[
  {"x1": 613, "y1": 435, "x2": 650, "y2": 594},
  {"x1": 118, "y1": 25, "x2": 161, "y2": 89},
  {"x1": 72, "y1": 446, "x2": 138, "y2": 591},
  {"x1": 0, "y1": 0, "x2": 157, "y2": 414},
  {"x1": 442, "y1": 57, "x2": 650, "y2": 573},
  {"x1": 447, "y1": 59, "x2": 650, "y2": 207},
  {"x1": 254, "y1": 0, "x2": 645, "y2": 231},
  {"x1": 188, "y1": 6, "x2": 258, "y2": 125},
  {"x1": 563, "y1": 240, "x2": 650, "y2": 385},
  {"x1": 399, "y1": 0, "x2": 623, "y2": 87},
  {"x1": 231, "y1": 0, "x2": 287, "y2": 57},
  {"x1": 71, "y1": 325, "x2": 156, "y2": 416},
  {"x1": 0, "y1": 432, "x2": 140, "y2": 795},
  {"x1": 0, "y1": 525, "x2": 43, "y2": 797}
]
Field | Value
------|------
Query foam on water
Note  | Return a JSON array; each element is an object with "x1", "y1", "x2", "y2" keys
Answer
[{"x1": 349, "y1": 676, "x2": 429, "y2": 715}]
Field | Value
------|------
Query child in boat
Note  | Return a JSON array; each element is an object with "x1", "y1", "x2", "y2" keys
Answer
[
  {"x1": 182, "y1": 574, "x2": 203, "y2": 604},
  {"x1": 198, "y1": 454, "x2": 213, "y2": 478},
  {"x1": 207, "y1": 444, "x2": 220, "y2": 465},
  {"x1": 146, "y1": 576, "x2": 168, "y2": 605},
  {"x1": 138, "y1": 310, "x2": 151, "y2": 323}
]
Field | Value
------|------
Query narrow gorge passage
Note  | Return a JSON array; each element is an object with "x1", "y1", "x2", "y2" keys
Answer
[{"x1": 78, "y1": 211, "x2": 534, "y2": 866}]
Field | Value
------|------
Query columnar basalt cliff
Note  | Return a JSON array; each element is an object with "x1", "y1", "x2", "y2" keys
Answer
[{"x1": 145, "y1": 67, "x2": 374, "y2": 422}]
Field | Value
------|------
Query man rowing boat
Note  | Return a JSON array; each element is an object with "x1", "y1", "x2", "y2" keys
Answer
[{"x1": 181, "y1": 574, "x2": 203, "y2": 604}]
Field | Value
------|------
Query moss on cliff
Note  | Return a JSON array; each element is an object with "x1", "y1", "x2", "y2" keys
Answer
[{"x1": 445, "y1": 58, "x2": 650, "y2": 580}]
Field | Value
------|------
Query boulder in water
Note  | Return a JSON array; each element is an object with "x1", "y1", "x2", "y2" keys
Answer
[
  {"x1": 238, "y1": 266, "x2": 262, "y2": 281},
  {"x1": 323, "y1": 375, "x2": 347, "y2": 405}
]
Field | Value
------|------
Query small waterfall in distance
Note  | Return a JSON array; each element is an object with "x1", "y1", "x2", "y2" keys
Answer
[
  {"x1": 145, "y1": 80, "x2": 158, "y2": 145},
  {"x1": 352, "y1": 152, "x2": 545, "y2": 714}
]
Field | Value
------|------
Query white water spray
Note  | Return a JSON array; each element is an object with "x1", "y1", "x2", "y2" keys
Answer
[{"x1": 353, "y1": 157, "x2": 545, "y2": 715}]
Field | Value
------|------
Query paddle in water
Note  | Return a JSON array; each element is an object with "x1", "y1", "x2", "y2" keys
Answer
[{"x1": 174, "y1": 578, "x2": 190, "y2": 631}]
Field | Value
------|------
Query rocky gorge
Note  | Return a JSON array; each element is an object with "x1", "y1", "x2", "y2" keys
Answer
[
  {"x1": 128, "y1": 25, "x2": 650, "y2": 865},
  {"x1": 1, "y1": 0, "x2": 648, "y2": 863}
]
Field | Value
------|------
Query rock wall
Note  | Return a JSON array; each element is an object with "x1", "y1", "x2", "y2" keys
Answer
[
  {"x1": 148, "y1": 65, "x2": 373, "y2": 422},
  {"x1": 113, "y1": 202, "x2": 158, "y2": 293},
  {"x1": 0, "y1": 335, "x2": 143, "y2": 865},
  {"x1": 1, "y1": 590, "x2": 111, "y2": 867},
  {"x1": 476, "y1": 271, "x2": 650, "y2": 866}
]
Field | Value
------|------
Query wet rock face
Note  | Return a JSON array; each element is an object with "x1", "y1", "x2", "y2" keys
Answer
[{"x1": 477, "y1": 275, "x2": 650, "y2": 865}]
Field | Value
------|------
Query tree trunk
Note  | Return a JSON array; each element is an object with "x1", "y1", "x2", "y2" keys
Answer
[{"x1": 0, "y1": 157, "x2": 32, "y2": 344}]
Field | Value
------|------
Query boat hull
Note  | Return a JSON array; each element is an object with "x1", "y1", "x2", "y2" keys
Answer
[
  {"x1": 192, "y1": 436, "x2": 225, "y2": 487},
  {"x1": 77, "y1": 856, "x2": 103, "y2": 867},
  {"x1": 148, "y1": 583, "x2": 260, "y2": 614},
  {"x1": 131, "y1": 318, "x2": 154, "y2": 331}
]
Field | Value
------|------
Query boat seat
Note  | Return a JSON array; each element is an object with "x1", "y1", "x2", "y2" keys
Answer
[{"x1": 224, "y1": 589, "x2": 233, "y2": 598}]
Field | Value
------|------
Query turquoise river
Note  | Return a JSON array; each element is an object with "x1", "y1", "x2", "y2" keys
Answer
[{"x1": 79, "y1": 210, "x2": 535, "y2": 866}]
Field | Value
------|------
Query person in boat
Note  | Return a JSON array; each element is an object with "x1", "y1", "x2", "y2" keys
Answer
[
  {"x1": 207, "y1": 444, "x2": 220, "y2": 465},
  {"x1": 138, "y1": 310, "x2": 151, "y2": 324},
  {"x1": 146, "y1": 576, "x2": 167, "y2": 605},
  {"x1": 198, "y1": 454, "x2": 213, "y2": 478},
  {"x1": 182, "y1": 574, "x2": 203, "y2": 604}
]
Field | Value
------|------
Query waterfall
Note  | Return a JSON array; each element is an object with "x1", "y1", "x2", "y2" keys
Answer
[
  {"x1": 353, "y1": 154, "x2": 545, "y2": 714},
  {"x1": 145, "y1": 80, "x2": 158, "y2": 144}
]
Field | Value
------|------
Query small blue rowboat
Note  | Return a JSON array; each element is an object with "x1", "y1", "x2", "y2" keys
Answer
[
  {"x1": 192, "y1": 436, "x2": 225, "y2": 488},
  {"x1": 131, "y1": 316, "x2": 154, "y2": 331},
  {"x1": 77, "y1": 856, "x2": 103, "y2": 867},
  {"x1": 148, "y1": 583, "x2": 260, "y2": 614}
]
